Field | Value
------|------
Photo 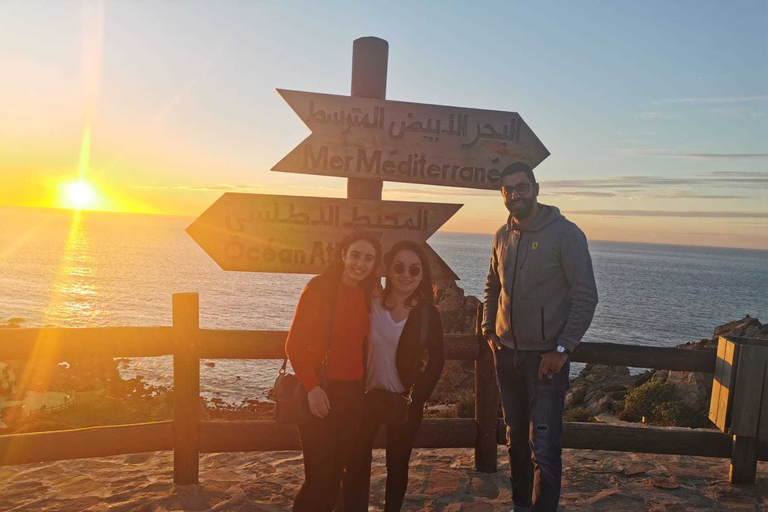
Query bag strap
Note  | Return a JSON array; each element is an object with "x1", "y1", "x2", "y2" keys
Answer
[{"x1": 280, "y1": 280, "x2": 340, "y2": 375}]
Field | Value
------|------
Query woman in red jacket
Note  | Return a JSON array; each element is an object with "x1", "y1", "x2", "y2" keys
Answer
[{"x1": 286, "y1": 229, "x2": 382, "y2": 512}]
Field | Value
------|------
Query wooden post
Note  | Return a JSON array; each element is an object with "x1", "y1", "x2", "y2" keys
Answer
[
  {"x1": 342, "y1": 36, "x2": 388, "y2": 512},
  {"x1": 347, "y1": 36, "x2": 387, "y2": 201},
  {"x1": 730, "y1": 435, "x2": 758, "y2": 484},
  {"x1": 475, "y1": 303, "x2": 499, "y2": 472},
  {"x1": 172, "y1": 293, "x2": 200, "y2": 485}
]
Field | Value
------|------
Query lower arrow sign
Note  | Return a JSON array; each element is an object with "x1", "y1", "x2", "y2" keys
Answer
[{"x1": 186, "y1": 193, "x2": 462, "y2": 280}]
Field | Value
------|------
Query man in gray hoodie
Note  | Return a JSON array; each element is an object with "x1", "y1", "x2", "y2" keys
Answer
[{"x1": 483, "y1": 162, "x2": 598, "y2": 512}]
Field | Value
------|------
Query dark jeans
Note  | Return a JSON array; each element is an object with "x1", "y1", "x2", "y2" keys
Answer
[
  {"x1": 343, "y1": 395, "x2": 424, "y2": 512},
  {"x1": 493, "y1": 347, "x2": 570, "y2": 512},
  {"x1": 293, "y1": 379, "x2": 364, "y2": 512}
]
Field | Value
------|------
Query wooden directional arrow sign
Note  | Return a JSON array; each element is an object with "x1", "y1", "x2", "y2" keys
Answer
[
  {"x1": 186, "y1": 193, "x2": 462, "y2": 280},
  {"x1": 272, "y1": 89, "x2": 549, "y2": 190}
]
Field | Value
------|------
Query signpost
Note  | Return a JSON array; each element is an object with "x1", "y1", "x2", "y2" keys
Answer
[
  {"x1": 186, "y1": 193, "x2": 461, "y2": 279},
  {"x1": 272, "y1": 89, "x2": 549, "y2": 190},
  {"x1": 189, "y1": 36, "x2": 549, "y2": 283}
]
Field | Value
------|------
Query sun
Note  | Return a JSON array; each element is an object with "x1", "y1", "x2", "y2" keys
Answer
[{"x1": 64, "y1": 181, "x2": 96, "y2": 210}]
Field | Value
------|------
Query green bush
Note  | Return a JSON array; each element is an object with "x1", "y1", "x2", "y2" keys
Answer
[
  {"x1": 619, "y1": 379, "x2": 708, "y2": 427},
  {"x1": 564, "y1": 407, "x2": 591, "y2": 422}
]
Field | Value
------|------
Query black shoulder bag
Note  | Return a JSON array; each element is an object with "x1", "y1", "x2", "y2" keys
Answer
[
  {"x1": 365, "y1": 303, "x2": 430, "y2": 426},
  {"x1": 272, "y1": 285, "x2": 338, "y2": 425}
]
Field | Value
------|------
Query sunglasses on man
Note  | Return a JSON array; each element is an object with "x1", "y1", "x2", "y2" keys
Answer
[{"x1": 391, "y1": 262, "x2": 422, "y2": 277}]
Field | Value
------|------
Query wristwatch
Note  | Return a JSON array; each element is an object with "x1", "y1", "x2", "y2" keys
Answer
[{"x1": 556, "y1": 345, "x2": 571, "y2": 355}]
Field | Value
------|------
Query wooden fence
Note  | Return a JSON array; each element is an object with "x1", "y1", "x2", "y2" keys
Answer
[{"x1": 0, "y1": 293, "x2": 763, "y2": 485}]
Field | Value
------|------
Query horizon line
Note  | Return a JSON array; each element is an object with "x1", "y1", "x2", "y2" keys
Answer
[{"x1": 3, "y1": 203, "x2": 767, "y2": 254}]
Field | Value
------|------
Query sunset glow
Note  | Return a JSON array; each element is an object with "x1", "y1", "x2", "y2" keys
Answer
[{"x1": 0, "y1": 2, "x2": 764, "y2": 249}]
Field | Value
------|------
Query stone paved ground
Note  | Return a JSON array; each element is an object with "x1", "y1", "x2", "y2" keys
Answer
[{"x1": 1, "y1": 448, "x2": 767, "y2": 511}]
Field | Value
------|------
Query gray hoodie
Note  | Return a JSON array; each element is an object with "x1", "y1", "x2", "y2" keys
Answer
[{"x1": 483, "y1": 204, "x2": 598, "y2": 352}]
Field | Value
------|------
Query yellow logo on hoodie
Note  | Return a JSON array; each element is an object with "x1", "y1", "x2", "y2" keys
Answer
[{"x1": 532, "y1": 242, "x2": 539, "y2": 250}]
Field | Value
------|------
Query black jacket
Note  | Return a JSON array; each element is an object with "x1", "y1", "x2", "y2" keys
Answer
[{"x1": 394, "y1": 302, "x2": 445, "y2": 404}]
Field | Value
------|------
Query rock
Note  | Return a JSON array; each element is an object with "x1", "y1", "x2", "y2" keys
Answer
[
  {"x1": 666, "y1": 370, "x2": 711, "y2": 413},
  {"x1": 651, "y1": 370, "x2": 668, "y2": 382},
  {"x1": 624, "y1": 462, "x2": 656, "y2": 476},
  {"x1": 470, "y1": 475, "x2": 499, "y2": 499},
  {"x1": 567, "y1": 364, "x2": 636, "y2": 420},
  {"x1": 565, "y1": 386, "x2": 587, "y2": 408},
  {"x1": 603, "y1": 383, "x2": 628, "y2": 392},
  {"x1": 584, "y1": 390, "x2": 606, "y2": 405},
  {"x1": 650, "y1": 476, "x2": 679, "y2": 489},
  {"x1": 587, "y1": 396, "x2": 616, "y2": 417},
  {"x1": 713, "y1": 316, "x2": 760, "y2": 337},
  {"x1": 585, "y1": 489, "x2": 646, "y2": 511},
  {"x1": 433, "y1": 281, "x2": 481, "y2": 334},
  {"x1": 205, "y1": 362, "x2": 216, "y2": 368},
  {"x1": 422, "y1": 469, "x2": 461, "y2": 495},
  {"x1": 633, "y1": 370, "x2": 653, "y2": 387}
]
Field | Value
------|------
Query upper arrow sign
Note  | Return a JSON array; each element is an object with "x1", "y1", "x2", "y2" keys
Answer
[
  {"x1": 272, "y1": 89, "x2": 549, "y2": 190},
  {"x1": 186, "y1": 193, "x2": 462, "y2": 280}
]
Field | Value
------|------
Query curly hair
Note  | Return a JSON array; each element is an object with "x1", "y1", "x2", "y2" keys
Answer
[{"x1": 381, "y1": 240, "x2": 434, "y2": 310}]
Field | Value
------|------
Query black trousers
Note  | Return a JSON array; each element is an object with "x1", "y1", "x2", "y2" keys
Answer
[
  {"x1": 293, "y1": 379, "x2": 364, "y2": 512},
  {"x1": 343, "y1": 396, "x2": 424, "y2": 512}
]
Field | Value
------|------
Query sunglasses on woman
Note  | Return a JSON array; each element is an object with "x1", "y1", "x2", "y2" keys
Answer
[{"x1": 391, "y1": 262, "x2": 422, "y2": 277}]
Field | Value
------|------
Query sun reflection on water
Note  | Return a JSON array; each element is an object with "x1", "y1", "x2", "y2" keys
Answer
[{"x1": 42, "y1": 211, "x2": 106, "y2": 327}]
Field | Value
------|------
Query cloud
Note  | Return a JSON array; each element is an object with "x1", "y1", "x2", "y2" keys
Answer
[
  {"x1": 621, "y1": 148, "x2": 768, "y2": 160},
  {"x1": 654, "y1": 190, "x2": 746, "y2": 200},
  {"x1": 706, "y1": 107, "x2": 765, "y2": 118},
  {"x1": 652, "y1": 95, "x2": 768, "y2": 105},
  {"x1": 547, "y1": 191, "x2": 617, "y2": 198},
  {"x1": 660, "y1": 154, "x2": 768, "y2": 160},
  {"x1": 542, "y1": 172, "x2": 768, "y2": 191},
  {"x1": 569, "y1": 210, "x2": 768, "y2": 219},
  {"x1": 537, "y1": 172, "x2": 766, "y2": 201},
  {"x1": 702, "y1": 171, "x2": 768, "y2": 178},
  {"x1": 634, "y1": 112, "x2": 678, "y2": 120}
]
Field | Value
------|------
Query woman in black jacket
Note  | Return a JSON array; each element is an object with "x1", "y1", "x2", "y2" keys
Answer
[{"x1": 344, "y1": 240, "x2": 446, "y2": 512}]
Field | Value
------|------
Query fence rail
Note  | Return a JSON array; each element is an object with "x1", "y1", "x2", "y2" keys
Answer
[{"x1": 0, "y1": 293, "x2": 757, "y2": 485}]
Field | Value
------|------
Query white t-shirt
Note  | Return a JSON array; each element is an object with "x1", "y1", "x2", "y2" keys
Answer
[{"x1": 366, "y1": 298, "x2": 408, "y2": 393}]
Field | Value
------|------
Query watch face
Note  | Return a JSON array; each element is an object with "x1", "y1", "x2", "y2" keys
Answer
[{"x1": 556, "y1": 346, "x2": 566, "y2": 353}]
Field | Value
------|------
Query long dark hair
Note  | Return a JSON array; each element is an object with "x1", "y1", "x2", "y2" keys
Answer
[
  {"x1": 322, "y1": 229, "x2": 382, "y2": 306},
  {"x1": 381, "y1": 240, "x2": 434, "y2": 310}
]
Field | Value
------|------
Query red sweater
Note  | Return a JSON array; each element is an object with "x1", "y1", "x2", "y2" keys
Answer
[{"x1": 286, "y1": 276, "x2": 370, "y2": 391}]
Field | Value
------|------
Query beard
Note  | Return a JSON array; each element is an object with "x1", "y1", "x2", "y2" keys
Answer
[{"x1": 505, "y1": 196, "x2": 536, "y2": 219}]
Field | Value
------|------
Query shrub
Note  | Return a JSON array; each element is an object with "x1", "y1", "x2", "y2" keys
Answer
[
  {"x1": 564, "y1": 407, "x2": 591, "y2": 422},
  {"x1": 619, "y1": 380, "x2": 709, "y2": 427}
]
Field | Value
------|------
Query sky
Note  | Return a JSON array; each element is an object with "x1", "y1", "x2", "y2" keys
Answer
[{"x1": 0, "y1": 1, "x2": 766, "y2": 249}]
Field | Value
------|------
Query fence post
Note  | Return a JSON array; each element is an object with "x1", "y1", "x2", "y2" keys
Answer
[
  {"x1": 730, "y1": 435, "x2": 758, "y2": 484},
  {"x1": 475, "y1": 303, "x2": 499, "y2": 472},
  {"x1": 173, "y1": 293, "x2": 200, "y2": 485}
]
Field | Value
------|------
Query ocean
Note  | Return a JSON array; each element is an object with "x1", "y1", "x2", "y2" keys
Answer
[{"x1": 1, "y1": 205, "x2": 767, "y2": 403}]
